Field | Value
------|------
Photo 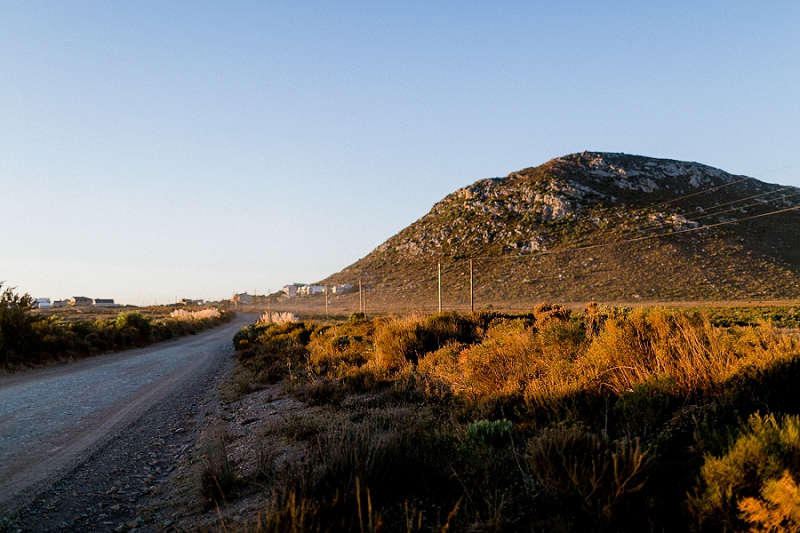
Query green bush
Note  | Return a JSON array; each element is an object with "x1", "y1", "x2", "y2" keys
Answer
[
  {"x1": 0, "y1": 283, "x2": 42, "y2": 365},
  {"x1": 466, "y1": 419, "x2": 513, "y2": 449}
]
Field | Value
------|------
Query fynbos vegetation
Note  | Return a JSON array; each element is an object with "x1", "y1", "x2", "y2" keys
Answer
[{"x1": 224, "y1": 303, "x2": 800, "y2": 531}]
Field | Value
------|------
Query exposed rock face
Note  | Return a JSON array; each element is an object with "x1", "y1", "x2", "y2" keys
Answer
[
  {"x1": 373, "y1": 152, "x2": 764, "y2": 260},
  {"x1": 323, "y1": 152, "x2": 800, "y2": 305}
]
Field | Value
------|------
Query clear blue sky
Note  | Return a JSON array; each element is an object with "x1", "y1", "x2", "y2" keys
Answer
[{"x1": 1, "y1": 2, "x2": 799, "y2": 305}]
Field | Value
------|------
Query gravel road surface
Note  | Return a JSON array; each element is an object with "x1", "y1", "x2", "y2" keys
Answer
[{"x1": 0, "y1": 314, "x2": 253, "y2": 531}]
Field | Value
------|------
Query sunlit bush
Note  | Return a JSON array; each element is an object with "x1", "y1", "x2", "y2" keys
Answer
[{"x1": 690, "y1": 413, "x2": 800, "y2": 532}]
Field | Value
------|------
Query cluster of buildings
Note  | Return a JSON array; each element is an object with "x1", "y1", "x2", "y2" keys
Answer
[
  {"x1": 33, "y1": 297, "x2": 117, "y2": 309},
  {"x1": 281, "y1": 283, "x2": 352, "y2": 298},
  {"x1": 227, "y1": 284, "x2": 355, "y2": 306}
]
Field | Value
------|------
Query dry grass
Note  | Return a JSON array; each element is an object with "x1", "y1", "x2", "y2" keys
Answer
[
  {"x1": 170, "y1": 308, "x2": 222, "y2": 320},
  {"x1": 201, "y1": 427, "x2": 236, "y2": 504},
  {"x1": 415, "y1": 307, "x2": 800, "y2": 412},
  {"x1": 256, "y1": 312, "x2": 298, "y2": 326}
]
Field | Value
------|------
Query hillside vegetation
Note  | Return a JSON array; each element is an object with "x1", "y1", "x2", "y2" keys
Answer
[
  {"x1": 320, "y1": 152, "x2": 800, "y2": 309},
  {"x1": 215, "y1": 304, "x2": 800, "y2": 532}
]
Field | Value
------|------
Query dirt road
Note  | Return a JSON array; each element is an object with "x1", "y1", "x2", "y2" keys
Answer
[{"x1": 0, "y1": 314, "x2": 252, "y2": 529}]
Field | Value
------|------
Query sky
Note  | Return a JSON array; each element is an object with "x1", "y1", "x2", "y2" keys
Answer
[{"x1": 1, "y1": 2, "x2": 799, "y2": 305}]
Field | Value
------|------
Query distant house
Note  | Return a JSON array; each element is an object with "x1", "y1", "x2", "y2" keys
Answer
[
  {"x1": 180, "y1": 298, "x2": 204, "y2": 305},
  {"x1": 298, "y1": 285, "x2": 326, "y2": 295},
  {"x1": 33, "y1": 298, "x2": 51, "y2": 309},
  {"x1": 231, "y1": 293, "x2": 253, "y2": 305},
  {"x1": 282, "y1": 284, "x2": 304, "y2": 298},
  {"x1": 94, "y1": 299, "x2": 116, "y2": 307},
  {"x1": 331, "y1": 284, "x2": 353, "y2": 294},
  {"x1": 69, "y1": 296, "x2": 93, "y2": 307},
  {"x1": 52, "y1": 300, "x2": 69, "y2": 308}
]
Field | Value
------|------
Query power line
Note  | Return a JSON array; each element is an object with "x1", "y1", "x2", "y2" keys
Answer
[
  {"x1": 467, "y1": 200, "x2": 800, "y2": 268},
  {"x1": 614, "y1": 160, "x2": 800, "y2": 219},
  {"x1": 591, "y1": 187, "x2": 800, "y2": 243},
  {"x1": 754, "y1": 162, "x2": 800, "y2": 178},
  {"x1": 595, "y1": 167, "x2": 789, "y2": 222},
  {"x1": 339, "y1": 196, "x2": 800, "y2": 285},
  {"x1": 684, "y1": 187, "x2": 793, "y2": 218},
  {"x1": 687, "y1": 190, "x2": 800, "y2": 223},
  {"x1": 647, "y1": 177, "x2": 752, "y2": 210}
]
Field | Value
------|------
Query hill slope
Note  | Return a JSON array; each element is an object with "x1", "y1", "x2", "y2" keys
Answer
[{"x1": 322, "y1": 152, "x2": 800, "y2": 310}]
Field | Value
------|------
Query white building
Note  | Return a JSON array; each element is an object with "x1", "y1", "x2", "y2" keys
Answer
[
  {"x1": 94, "y1": 299, "x2": 116, "y2": 307},
  {"x1": 52, "y1": 300, "x2": 69, "y2": 308},
  {"x1": 282, "y1": 284, "x2": 304, "y2": 298},
  {"x1": 331, "y1": 284, "x2": 353, "y2": 294},
  {"x1": 297, "y1": 285, "x2": 326, "y2": 295},
  {"x1": 33, "y1": 298, "x2": 51, "y2": 309}
]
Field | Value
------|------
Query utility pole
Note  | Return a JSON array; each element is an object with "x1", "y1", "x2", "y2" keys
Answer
[
  {"x1": 325, "y1": 287, "x2": 329, "y2": 319},
  {"x1": 438, "y1": 262, "x2": 442, "y2": 313},
  {"x1": 470, "y1": 258, "x2": 474, "y2": 313},
  {"x1": 268, "y1": 287, "x2": 271, "y2": 316},
  {"x1": 359, "y1": 279, "x2": 363, "y2": 314}
]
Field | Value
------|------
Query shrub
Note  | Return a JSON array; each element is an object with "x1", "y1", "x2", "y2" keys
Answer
[
  {"x1": 738, "y1": 470, "x2": 800, "y2": 533},
  {"x1": 307, "y1": 319, "x2": 374, "y2": 376},
  {"x1": 373, "y1": 315, "x2": 425, "y2": 371},
  {"x1": 689, "y1": 413, "x2": 800, "y2": 532},
  {"x1": 0, "y1": 283, "x2": 42, "y2": 365},
  {"x1": 2, "y1": 303, "x2": 231, "y2": 370},
  {"x1": 581, "y1": 307, "x2": 778, "y2": 398},
  {"x1": 307, "y1": 408, "x2": 453, "y2": 501},
  {"x1": 290, "y1": 379, "x2": 346, "y2": 406},
  {"x1": 373, "y1": 312, "x2": 480, "y2": 372},
  {"x1": 455, "y1": 317, "x2": 585, "y2": 406},
  {"x1": 416, "y1": 340, "x2": 467, "y2": 389},
  {"x1": 114, "y1": 311, "x2": 153, "y2": 340},
  {"x1": 526, "y1": 423, "x2": 655, "y2": 529},
  {"x1": 533, "y1": 301, "x2": 571, "y2": 325},
  {"x1": 458, "y1": 319, "x2": 536, "y2": 398}
]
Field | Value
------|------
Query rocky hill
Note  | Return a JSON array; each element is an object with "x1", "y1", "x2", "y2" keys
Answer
[{"x1": 321, "y1": 152, "x2": 800, "y2": 310}]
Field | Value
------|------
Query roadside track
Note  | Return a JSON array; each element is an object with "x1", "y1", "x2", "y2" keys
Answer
[{"x1": 0, "y1": 314, "x2": 252, "y2": 530}]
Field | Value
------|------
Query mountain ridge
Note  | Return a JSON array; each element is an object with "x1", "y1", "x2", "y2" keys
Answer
[{"x1": 319, "y1": 152, "x2": 800, "y2": 309}]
